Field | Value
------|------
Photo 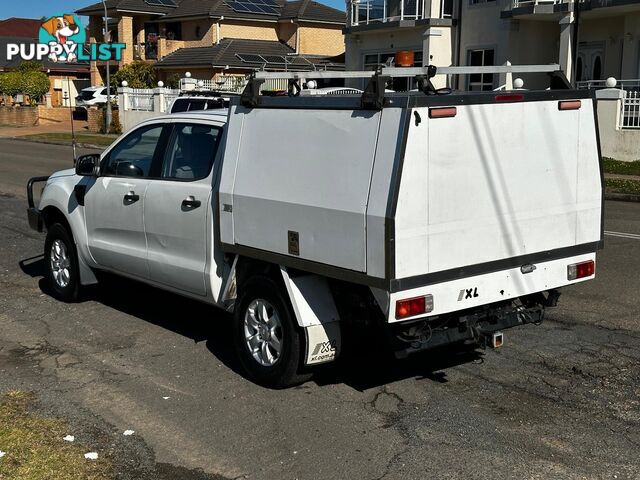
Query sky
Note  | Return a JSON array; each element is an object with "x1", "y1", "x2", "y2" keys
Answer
[{"x1": 1, "y1": 0, "x2": 346, "y2": 22}]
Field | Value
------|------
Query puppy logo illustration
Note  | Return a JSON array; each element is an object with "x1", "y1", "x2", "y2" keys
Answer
[{"x1": 39, "y1": 14, "x2": 85, "y2": 62}]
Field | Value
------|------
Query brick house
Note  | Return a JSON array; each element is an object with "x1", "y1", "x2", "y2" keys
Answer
[{"x1": 76, "y1": 0, "x2": 346, "y2": 85}]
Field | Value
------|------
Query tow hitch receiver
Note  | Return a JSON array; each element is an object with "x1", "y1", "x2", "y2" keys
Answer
[
  {"x1": 393, "y1": 301, "x2": 546, "y2": 359},
  {"x1": 489, "y1": 332, "x2": 504, "y2": 349}
]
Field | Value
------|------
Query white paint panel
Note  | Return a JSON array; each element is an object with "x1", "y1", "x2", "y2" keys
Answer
[
  {"x1": 231, "y1": 108, "x2": 381, "y2": 272},
  {"x1": 576, "y1": 101, "x2": 604, "y2": 245},
  {"x1": 366, "y1": 108, "x2": 405, "y2": 279},
  {"x1": 394, "y1": 100, "x2": 600, "y2": 279},
  {"x1": 394, "y1": 114, "x2": 429, "y2": 278},
  {"x1": 388, "y1": 253, "x2": 596, "y2": 322}
]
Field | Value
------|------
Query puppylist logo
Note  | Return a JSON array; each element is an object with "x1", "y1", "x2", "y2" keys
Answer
[{"x1": 5, "y1": 13, "x2": 125, "y2": 63}]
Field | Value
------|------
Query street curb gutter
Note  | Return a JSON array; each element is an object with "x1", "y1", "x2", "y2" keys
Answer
[
  {"x1": 4, "y1": 136, "x2": 107, "y2": 150},
  {"x1": 605, "y1": 192, "x2": 640, "y2": 203}
]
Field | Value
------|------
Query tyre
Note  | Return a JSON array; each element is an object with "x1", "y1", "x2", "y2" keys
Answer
[
  {"x1": 233, "y1": 275, "x2": 311, "y2": 388},
  {"x1": 44, "y1": 223, "x2": 80, "y2": 302}
]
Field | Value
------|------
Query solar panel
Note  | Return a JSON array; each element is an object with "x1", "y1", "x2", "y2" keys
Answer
[
  {"x1": 145, "y1": 0, "x2": 177, "y2": 6},
  {"x1": 237, "y1": 54, "x2": 267, "y2": 63},
  {"x1": 224, "y1": 0, "x2": 281, "y2": 15},
  {"x1": 260, "y1": 55, "x2": 286, "y2": 64}
]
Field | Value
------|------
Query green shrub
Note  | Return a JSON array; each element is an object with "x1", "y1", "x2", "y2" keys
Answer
[
  {"x1": 166, "y1": 73, "x2": 181, "y2": 90},
  {"x1": 20, "y1": 71, "x2": 50, "y2": 104},
  {"x1": 0, "y1": 72, "x2": 22, "y2": 97},
  {"x1": 113, "y1": 61, "x2": 157, "y2": 89}
]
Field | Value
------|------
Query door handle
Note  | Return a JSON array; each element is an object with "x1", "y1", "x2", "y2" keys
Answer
[
  {"x1": 182, "y1": 196, "x2": 201, "y2": 209},
  {"x1": 124, "y1": 191, "x2": 140, "y2": 203}
]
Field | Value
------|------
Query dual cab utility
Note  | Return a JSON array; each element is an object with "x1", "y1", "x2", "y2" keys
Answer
[{"x1": 27, "y1": 66, "x2": 603, "y2": 388}]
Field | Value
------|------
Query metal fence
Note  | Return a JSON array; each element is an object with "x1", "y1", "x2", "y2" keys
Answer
[
  {"x1": 622, "y1": 91, "x2": 640, "y2": 129},
  {"x1": 577, "y1": 79, "x2": 640, "y2": 91},
  {"x1": 164, "y1": 91, "x2": 180, "y2": 112},
  {"x1": 127, "y1": 89, "x2": 154, "y2": 112},
  {"x1": 577, "y1": 79, "x2": 640, "y2": 130}
]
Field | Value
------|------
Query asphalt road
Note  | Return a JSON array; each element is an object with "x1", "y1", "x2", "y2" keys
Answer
[{"x1": 0, "y1": 138, "x2": 639, "y2": 479}]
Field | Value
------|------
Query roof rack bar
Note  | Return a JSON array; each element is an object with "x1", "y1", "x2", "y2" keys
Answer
[{"x1": 252, "y1": 64, "x2": 562, "y2": 80}]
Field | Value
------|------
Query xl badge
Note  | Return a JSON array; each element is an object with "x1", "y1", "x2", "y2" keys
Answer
[{"x1": 458, "y1": 287, "x2": 479, "y2": 301}]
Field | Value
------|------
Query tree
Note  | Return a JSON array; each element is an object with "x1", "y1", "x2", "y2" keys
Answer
[
  {"x1": 112, "y1": 61, "x2": 157, "y2": 89},
  {"x1": 0, "y1": 62, "x2": 48, "y2": 105},
  {"x1": 16, "y1": 60, "x2": 44, "y2": 73},
  {"x1": 0, "y1": 72, "x2": 22, "y2": 97},
  {"x1": 20, "y1": 71, "x2": 50, "y2": 105},
  {"x1": 166, "y1": 73, "x2": 182, "y2": 90}
]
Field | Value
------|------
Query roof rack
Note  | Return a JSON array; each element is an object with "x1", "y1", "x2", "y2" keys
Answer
[
  {"x1": 250, "y1": 64, "x2": 562, "y2": 80},
  {"x1": 240, "y1": 64, "x2": 570, "y2": 110}
]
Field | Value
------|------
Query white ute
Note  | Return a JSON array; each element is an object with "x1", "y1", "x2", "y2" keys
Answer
[{"x1": 27, "y1": 65, "x2": 603, "y2": 388}]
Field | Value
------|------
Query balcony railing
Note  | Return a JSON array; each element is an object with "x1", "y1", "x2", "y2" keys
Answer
[
  {"x1": 349, "y1": 0, "x2": 452, "y2": 27},
  {"x1": 511, "y1": 0, "x2": 564, "y2": 7}
]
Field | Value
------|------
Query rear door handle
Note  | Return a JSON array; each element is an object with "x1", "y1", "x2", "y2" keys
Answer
[
  {"x1": 124, "y1": 191, "x2": 140, "y2": 203},
  {"x1": 182, "y1": 196, "x2": 201, "y2": 209}
]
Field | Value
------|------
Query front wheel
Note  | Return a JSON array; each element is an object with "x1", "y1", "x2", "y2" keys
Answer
[
  {"x1": 44, "y1": 223, "x2": 80, "y2": 302},
  {"x1": 233, "y1": 276, "x2": 311, "y2": 389}
]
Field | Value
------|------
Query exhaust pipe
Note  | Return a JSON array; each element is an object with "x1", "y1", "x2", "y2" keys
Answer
[{"x1": 490, "y1": 332, "x2": 504, "y2": 349}]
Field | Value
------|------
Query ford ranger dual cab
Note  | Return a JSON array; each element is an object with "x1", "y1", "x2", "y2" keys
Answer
[{"x1": 27, "y1": 66, "x2": 603, "y2": 388}]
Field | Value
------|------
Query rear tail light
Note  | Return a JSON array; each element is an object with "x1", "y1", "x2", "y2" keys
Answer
[
  {"x1": 567, "y1": 260, "x2": 595, "y2": 280},
  {"x1": 495, "y1": 94, "x2": 524, "y2": 102},
  {"x1": 395, "y1": 295, "x2": 434, "y2": 320},
  {"x1": 559, "y1": 100, "x2": 582, "y2": 111},
  {"x1": 429, "y1": 107, "x2": 457, "y2": 119}
]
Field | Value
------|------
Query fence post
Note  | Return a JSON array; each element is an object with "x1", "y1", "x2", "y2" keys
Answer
[
  {"x1": 155, "y1": 88, "x2": 165, "y2": 113},
  {"x1": 118, "y1": 87, "x2": 131, "y2": 112}
]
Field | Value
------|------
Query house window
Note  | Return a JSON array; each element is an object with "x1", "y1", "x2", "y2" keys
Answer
[
  {"x1": 467, "y1": 48, "x2": 494, "y2": 91},
  {"x1": 165, "y1": 22, "x2": 182, "y2": 41},
  {"x1": 362, "y1": 51, "x2": 423, "y2": 91},
  {"x1": 441, "y1": 0, "x2": 453, "y2": 17}
]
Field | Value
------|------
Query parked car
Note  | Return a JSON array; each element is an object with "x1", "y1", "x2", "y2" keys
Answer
[
  {"x1": 27, "y1": 67, "x2": 603, "y2": 389},
  {"x1": 170, "y1": 93, "x2": 239, "y2": 113},
  {"x1": 76, "y1": 86, "x2": 116, "y2": 108}
]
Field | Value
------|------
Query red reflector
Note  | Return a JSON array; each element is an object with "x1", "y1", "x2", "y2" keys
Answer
[
  {"x1": 567, "y1": 260, "x2": 595, "y2": 280},
  {"x1": 559, "y1": 100, "x2": 582, "y2": 111},
  {"x1": 395, "y1": 295, "x2": 434, "y2": 319},
  {"x1": 495, "y1": 94, "x2": 524, "y2": 102},
  {"x1": 429, "y1": 107, "x2": 457, "y2": 119},
  {"x1": 395, "y1": 296, "x2": 426, "y2": 320}
]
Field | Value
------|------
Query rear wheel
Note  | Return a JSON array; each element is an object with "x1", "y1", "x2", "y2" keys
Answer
[
  {"x1": 233, "y1": 275, "x2": 311, "y2": 388},
  {"x1": 44, "y1": 223, "x2": 80, "y2": 302}
]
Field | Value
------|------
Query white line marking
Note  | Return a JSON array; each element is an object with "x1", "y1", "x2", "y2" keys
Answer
[{"x1": 605, "y1": 231, "x2": 640, "y2": 240}]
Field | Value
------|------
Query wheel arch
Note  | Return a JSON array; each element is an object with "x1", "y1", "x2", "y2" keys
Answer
[
  {"x1": 39, "y1": 200, "x2": 98, "y2": 286},
  {"x1": 232, "y1": 255, "x2": 342, "y2": 366}
]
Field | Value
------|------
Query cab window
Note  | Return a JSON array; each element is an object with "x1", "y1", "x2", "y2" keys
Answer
[
  {"x1": 160, "y1": 124, "x2": 222, "y2": 180},
  {"x1": 103, "y1": 124, "x2": 164, "y2": 177}
]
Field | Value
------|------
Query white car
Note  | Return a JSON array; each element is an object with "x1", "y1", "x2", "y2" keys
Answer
[
  {"x1": 27, "y1": 67, "x2": 603, "y2": 388},
  {"x1": 76, "y1": 86, "x2": 115, "y2": 107}
]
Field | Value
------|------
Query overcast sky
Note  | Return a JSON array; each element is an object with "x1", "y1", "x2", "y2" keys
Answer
[{"x1": 2, "y1": 0, "x2": 345, "y2": 22}]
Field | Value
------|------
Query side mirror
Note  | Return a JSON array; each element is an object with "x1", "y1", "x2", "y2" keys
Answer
[{"x1": 75, "y1": 154, "x2": 100, "y2": 177}]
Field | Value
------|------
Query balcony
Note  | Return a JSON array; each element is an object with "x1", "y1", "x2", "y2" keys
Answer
[
  {"x1": 348, "y1": 0, "x2": 453, "y2": 27},
  {"x1": 502, "y1": 0, "x2": 572, "y2": 17},
  {"x1": 511, "y1": 0, "x2": 567, "y2": 7}
]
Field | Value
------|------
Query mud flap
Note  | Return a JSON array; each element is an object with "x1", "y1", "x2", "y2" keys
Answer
[{"x1": 279, "y1": 267, "x2": 342, "y2": 365}]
